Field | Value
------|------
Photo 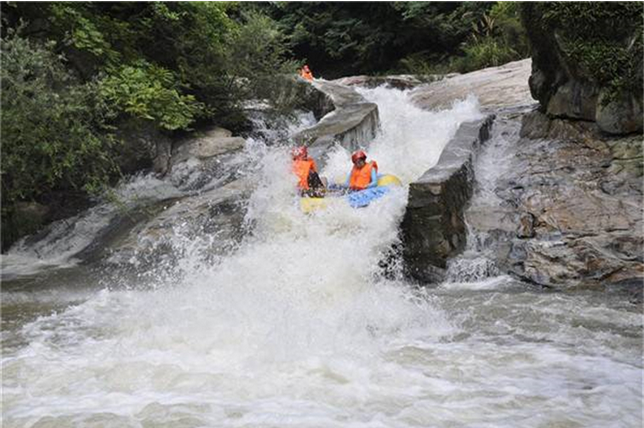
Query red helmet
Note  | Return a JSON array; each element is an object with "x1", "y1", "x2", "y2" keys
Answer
[
  {"x1": 351, "y1": 150, "x2": 367, "y2": 164},
  {"x1": 291, "y1": 146, "x2": 308, "y2": 160}
]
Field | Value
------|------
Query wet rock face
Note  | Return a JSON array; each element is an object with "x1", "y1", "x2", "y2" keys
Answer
[
  {"x1": 471, "y1": 111, "x2": 643, "y2": 288},
  {"x1": 402, "y1": 116, "x2": 495, "y2": 283},
  {"x1": 114, "y1": 120, "x2": 174, "y2": 176},
  {"x1": 292, "y1": 80, "x2": 379, "y2": 166},
  {"x1": 105, "y1": 178, "x2": 253, "y2": 268},
  {"x1": 520, "y1": 3, "x2": 643, "y2": 135}
]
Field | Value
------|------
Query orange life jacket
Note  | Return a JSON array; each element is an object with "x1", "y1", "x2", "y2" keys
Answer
[
  {"x1": 293, "y1": 158, "x2": 317, "y2": 190},
  {"x1": 349, "y1": 161, "x2": 378, "y2": 191},
  {"x1": 300, "y1": 69, "x2": 313, "y2": 81}
]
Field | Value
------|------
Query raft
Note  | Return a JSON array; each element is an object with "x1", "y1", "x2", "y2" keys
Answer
[{"x1": 300, "y1": 174, "x2": 402, "y2": 213}]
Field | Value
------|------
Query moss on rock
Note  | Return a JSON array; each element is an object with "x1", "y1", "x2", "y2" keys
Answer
[{"x1": 520, "y1": 3, "x2": 643, "y2": 134}]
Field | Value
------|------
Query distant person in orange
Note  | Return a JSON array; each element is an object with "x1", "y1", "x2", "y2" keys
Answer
[
  {"x1": 299, "y1": 64, "x2": 314, "y2": 81},
  {"x1": 291, "y1": 146, "x2": 325, "y2": 197},
  {"x1": 345, "y1": 150, "x2": 378, "y2": 191}
]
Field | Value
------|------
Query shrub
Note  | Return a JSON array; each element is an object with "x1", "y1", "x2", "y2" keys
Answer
[
  {"x1": 1, "y1": 31, "x2": 119, "y2": 218},
  {"x1": 99, "y1": 61, "x2": 203, "y2": 131},
  {"x1": 456, "y1": 37, "x2": 519, "y2": 73}
]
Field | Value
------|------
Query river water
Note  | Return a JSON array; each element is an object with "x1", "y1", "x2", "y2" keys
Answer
[{"x1": 2, "y1": 86, "x2": 642, "y2": 427}]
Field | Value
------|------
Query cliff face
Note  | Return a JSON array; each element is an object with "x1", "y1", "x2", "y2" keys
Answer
[
  {"x1": 520, "y1": 3, "x2": 643, "y2": 135},
  {"x1": 488, "y1": 115, "x2": 642, "y2": 289}
]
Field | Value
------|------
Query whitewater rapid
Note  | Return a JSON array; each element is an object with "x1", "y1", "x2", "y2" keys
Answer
[{"x1": 2, "y1": 86, "x2": 642, "y2": 428}]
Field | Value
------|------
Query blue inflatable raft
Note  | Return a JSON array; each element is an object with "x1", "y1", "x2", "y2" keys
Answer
[{"x1": 300, "y1": 174, "x2": 402, "y2": 213}]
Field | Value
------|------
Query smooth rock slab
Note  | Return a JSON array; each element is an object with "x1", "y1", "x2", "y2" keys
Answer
[
  {"x1": 105, "y1": 177, "x2": 254, "y2": 267},
  {"x1": 410, "y1": 59, "x2": 535, "y2": 113}
]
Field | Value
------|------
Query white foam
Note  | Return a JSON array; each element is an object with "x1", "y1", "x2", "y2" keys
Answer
[{"x1": 3, "y1": 86, "x2": 641, "y2": 428}]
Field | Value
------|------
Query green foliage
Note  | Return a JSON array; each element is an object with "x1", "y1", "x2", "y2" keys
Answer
[
  {"x1": 454, "y1": 2, "x2": 528, "y2": 73},
  {"x1": 1, "y1": 30, "x2": 119, "y2": 207},
  {"x1": 266, "y1": 2, "x2": 486, "y2": 77},
  {"x1": 395, "y1": 2, "x2": 528, "y2": 76},
  {"x1": 398, "y1": 53, "x2": 446, "y2": 76},
  {"x1": 50, "y1": 3, "x2": 120, "y2": 64},
  {"x1": 456, "y1": 37, "x2": 519, "y2": 73},
  {"x1": 488, "y1": 2, "x2": 529, "y2": 57},
  {"x1": 267, "y1": 2, "x2": 527, "y2": 78},
  {"x1": 3, "y1": 2, "x2": 296, "y2": 130},
  {"x1": 227, "y1": 9, "x2": 300, "y2": 112},
  {"x1": 100, "y1": 61, "x2": 202, "y2": 131},
  {"x1": 1, "y1": 2, "x2": 301, "y2": 247},
  {"x1": 228, "y1": 9, "x2": 296, "y2": 78}
]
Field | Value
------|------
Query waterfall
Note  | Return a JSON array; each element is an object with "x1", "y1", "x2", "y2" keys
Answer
[{"x1": 2, "y1": 85, "x2": 641, "y2": 428}]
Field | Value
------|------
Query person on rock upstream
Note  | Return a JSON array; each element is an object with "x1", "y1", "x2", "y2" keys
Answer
[
  {"x1": 299, "y1": 64, "x2": 314, "y2": 81},
  {"x1": 292, "y1": 146, "x2": 326, "y2": 197}
]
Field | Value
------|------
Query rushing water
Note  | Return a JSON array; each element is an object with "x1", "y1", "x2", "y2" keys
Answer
[{"x1": 2, "y1": 86, "x2": 642, "y2": 428}]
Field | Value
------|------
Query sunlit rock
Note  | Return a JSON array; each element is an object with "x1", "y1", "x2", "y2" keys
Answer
[{"x1": 410, "y1": 59, "x2": 535, "y2": 113}]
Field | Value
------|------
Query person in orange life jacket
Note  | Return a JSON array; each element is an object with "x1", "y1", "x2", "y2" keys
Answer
[
  {"x1": 343, "y1": 150, "x2": 378, "y2": 192},
  {"x1": 291, "y1": 146, "x2": 326, "y2": 197},
  {"x1": 299, "y1": 64, "x2": 314, "y2": 81}
]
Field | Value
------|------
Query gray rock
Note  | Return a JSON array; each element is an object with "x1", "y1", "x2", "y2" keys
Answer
[
  {"x1": 172, "y1": 127, "x2": 245, "y2": 166},
  {"x1": 545, "y1": 80, "x2": 598, "y2": 121},
  {"x1": 596, "y1": 90, "x2": 643, "y2": 135},
  {"x1": 517, "y1": 213, "x2": 536, "y2": 239},
  {"x1": 474, "y1": 115, "x2": 643, "y2": 288},
  {"x1": 105, "y1": 177, "x2": 254, "y2": 267},
  {"x1": 116, "y1": 120, "x2": 173, "y2": 175},
  {"x1": 292, "y1": 80, "x2": 380, "y2": 166},
  {"x1": 522, "y1": 4, "x2": 643, "y2": 136},
  {"x1": 153, "y1": 138, "x2": 173, "y2": 176},
  {"x1": 410, "y1": 59, "x2": 535, "y2": 113},
  {"x1": 334, "y1": 75, "x2": 426, "y2": 90},
  {"x1": 402, "y1": 116, "x2": 495, "y2": 282}
]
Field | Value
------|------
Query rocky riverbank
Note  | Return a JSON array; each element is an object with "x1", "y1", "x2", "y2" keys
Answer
[
  {"x1": 3, "y1": 77, "x2": 382, "y2": 278},
  {"x1": 5, "y1": 54, "x2": 642, "y2": 295},
  {"x1": 406, "y1": 57, "x2": 642, "y2": 292}
]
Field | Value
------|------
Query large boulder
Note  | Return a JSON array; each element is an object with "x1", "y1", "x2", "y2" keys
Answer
[
  {"x1": 402, "y1": 116, "x2": 495, "y2": 283},
  {"x1": 115, "y1": 119, "x2": 174, "y2": 176},
  {"x1": 105, "y1": 177, "x2": 254, "y2": 268},
  {"x1": 171, "y1": 127, "x2": 245, "y2": 166},
  {"x1": 292, "y1": 80, "x2": 380, "y2": 166},
  {"x1": 520, "y1": 3, "x2": 643, "y2": 135}
]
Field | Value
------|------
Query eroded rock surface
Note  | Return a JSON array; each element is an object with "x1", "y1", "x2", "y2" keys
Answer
[
  {"x1": 401, "y1": 56, "x2": 642, "y2": 290},
  {"x1": 105, "y1": 177, "x2": 254, "y2": 268},
  {"x1": 467, "y1": 112, "x2": 643, "y2": 288}
]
